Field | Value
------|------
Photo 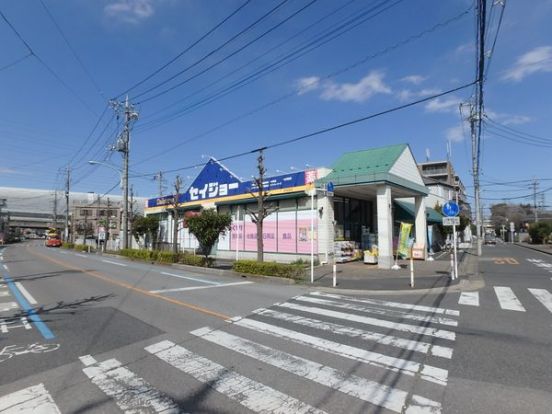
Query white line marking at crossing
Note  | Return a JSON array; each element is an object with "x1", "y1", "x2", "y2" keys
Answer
[
  {"x1": 298, "y1": 295, "x2": 458, "y2": 326},
  {"x1": 15, "y1": 282, "x2": 37, "y2": 305},
  {"x1": 151, "y1": 281, "x2": 253, "y2": 293},
  {"x1": 253, "y1": 307, "x2": 453, "y2": 359},
  {"x1": 101, "y1": 259, "x2": 127, "y2": 267},
  {"x1": 2, "y1": 264, "x2": 8, "y2": 271},
  {"x1": 160, "y1": 271, "x2": 220, "y2": 285},
  {"x1": 58, "y1": 251, "x2": 68, "y2": 255},
  {"x1": 494, "y1": 287, "x2": 526, "y2": 311},
  {"x1": 311, "y1": 291, "x2": 460, "y2": 316},
  {"x1": 191, "y1": 327, "x2": 441, "y2": 414},
  {"x1": 0, "y1": 302, "x2": 19, "y2": 312},
  {"x1": 528, "y1": 289, "x2": 552, "y2": 314},
  {"x1": 75, "y1": 253, "x2": 87, "y2": 258},
  {"x1": 79, "y1": 354, "x2": 97, "y2": 366},
  {"x1": 458, "y1": 292, "x2": 479, "y2": 307},
  {"x1": 0, "y1": 383, "x2": 61, "y2": 413},
  {"x1": 146, "y1": 340, "x2": 328, "y2": 414},
  {"x1": 231, "y1": 318, "x2": 449, "y2": 386},
  {"x1": 81, "y1": 357, "x2": 180, "y2": 413},
  {"x1": 278, "y1": 301, "x2": 456, "y2": 341}
]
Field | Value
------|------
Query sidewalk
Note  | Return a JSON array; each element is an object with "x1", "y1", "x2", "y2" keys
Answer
[
  {"x1": 514, "y1": 242, "x2": 552, "y2": 256},
  {"x1": 310, "y1": 251, "x2": 470, "y2": 292}
]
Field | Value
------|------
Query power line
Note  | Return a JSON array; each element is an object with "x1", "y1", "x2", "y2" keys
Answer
[
  {"x1": 136, "y1": 0, "x2": 413, "y2": 132},
  {"x1": 131, "y1": 0, "x2": 292, "y2": 102},
  {"x1": 133, "y1": 4, "x2": 469, "y2": 163},
  {"x1": 0, "y1": 7, "x2": 98, "y2": 115},
  {"x1": 483, "y1": 0, "x2": 506, "y2": 80},
  {"x1": 115, "y1": 0, "x2": 252, "y2": 98},
  {"x1": 0, "y1": 52, "x2": 32, "y2": 73},
  {"x1": 137, "y1": 79, "x2": 476, "y2": 177},
  {"x1": 38, "y1": 0, "x2": 106, "y2": 100},
  {"x1": 485, "y1": 115, "x2": 552, "y2": 143}
]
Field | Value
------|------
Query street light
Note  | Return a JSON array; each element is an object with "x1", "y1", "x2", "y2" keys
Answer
[{"x1": 88, "y1": 160, "x2": 127, "y2": 249}]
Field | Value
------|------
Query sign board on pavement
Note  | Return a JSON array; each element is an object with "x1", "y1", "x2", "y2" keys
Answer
[
  {"x1": 443, "y1": 216, "x2": 460, "y2": 226},
  {"x1": 326, "y1": 182, "x2": 334, "y2": 197}
]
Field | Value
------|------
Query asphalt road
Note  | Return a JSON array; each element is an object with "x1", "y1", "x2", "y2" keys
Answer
[{"x1": 0, "y1": 241, "x2": 550, "y2": 413}]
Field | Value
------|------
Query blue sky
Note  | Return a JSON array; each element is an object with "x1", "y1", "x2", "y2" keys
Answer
[{"x1": 1, "y1": 0, "x2": 551, "y2": 212}]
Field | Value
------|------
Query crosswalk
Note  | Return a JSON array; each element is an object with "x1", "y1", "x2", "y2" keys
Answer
[
  {"x1": 0, "y1": 291, "x2": 460, "y2": 413},
  {"x1": 458, "y1": 286, "x2": 552, "y2": 314}
]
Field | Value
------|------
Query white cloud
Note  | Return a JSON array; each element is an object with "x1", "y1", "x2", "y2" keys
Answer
[
  {"x1": 397, "y1": 88, "x2": 441, "y2": 102},
  {"x1": 446, "y1": 125, "x2": 466, "y2": 143},
  {"x1": 296, "y1": 71, "x2": 391, "y2": 103},
  {"x1": 0, "y1": 167, "x2": 21, "y2": 175},
  {"x1": 320, "y1": 71, "x2": 391, "y2": 103},
  {"x1": 424, "y1": 96, "x2": 461, "y2": 113},
  {"x1": 485, "y1": 110, "x2": 534, "y2": 125},
  {"x1": 454, "y1": 42, "x2": 475, "y2": 55},
  {"x1": 400, "y1": 75, "x2": 427, "y2": 85},
  {"x1": 502, "y1": 46, "x2": 552, "y2": 82},
  {"x1": 104, "y1": 0, "x2": 155, "y2": 24},
  {"x1": 296, "y1": 76, "x2": 321, "y2": 95}
]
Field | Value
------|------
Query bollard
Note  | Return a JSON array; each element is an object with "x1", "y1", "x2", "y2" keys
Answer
[
  {"x1": 450, "y1": 252, "x2": 455, "y2": 279},
  {"x1": 332, "y1": 263, "x2": 337, "y2": 287}
]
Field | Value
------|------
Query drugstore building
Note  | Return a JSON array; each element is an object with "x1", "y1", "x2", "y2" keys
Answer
[{"x1": 145, "y1": 144, "x2": 438, "y2": 269}]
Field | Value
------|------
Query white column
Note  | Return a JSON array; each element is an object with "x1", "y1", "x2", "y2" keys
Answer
[
  {"x1": 414, "y1": 196, "x2": 427, "y2": 259},
  {"x1": 376, "y1": 185, "x2": 393, "y2": 269}
]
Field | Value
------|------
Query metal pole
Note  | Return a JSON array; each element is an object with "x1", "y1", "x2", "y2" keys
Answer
[
  {"x1": 452, "y1": 223, "x2": 458, "y2": 280},
  {"x1": 310, "y1": 190, "x2": 314, "y2": 284},
  {"x1": 235, "y1": 205, "x2": 240, "y2": 261},
  {"x1": 410, "y1": 249, "x2": 414, "y2": 287},
  {"x1": 64, "y1": 166, "x2": 70, "y2": 242}
]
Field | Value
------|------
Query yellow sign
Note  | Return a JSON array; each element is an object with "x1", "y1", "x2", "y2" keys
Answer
[{"x1": 398, "y1": 222, "x2": 413, "y2": 258}]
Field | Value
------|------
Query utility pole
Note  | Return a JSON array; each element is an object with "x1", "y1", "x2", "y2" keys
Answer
[
  {"x1": 53, "y1": 191, "x2": 58, "y2": 229},
  {"x1": 64, "y1": 165, "x2": 71, "y2": 242},
  {"x1": 129, "y1": 185, "x2": 135, "y2": 248},
  {"x1": 112, "y1": 96, "x2": 138, "y2": 250},
  {"x1": 153, "y1": 171, "x2": 166, "y2": 197},
  {"x1": 171, "y1": 176, "x2": 182, "y2": 255},
  {"x1": 532, "y1": 179, "x2": 539, "y2": 223},
  {"x1": 470, "y1": 0, "x2": 486, "y2": 256}
]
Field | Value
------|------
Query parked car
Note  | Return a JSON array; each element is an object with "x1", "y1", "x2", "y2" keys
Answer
[{"x1": 484, "y1": 234, "x2": 497, "y2": 245}]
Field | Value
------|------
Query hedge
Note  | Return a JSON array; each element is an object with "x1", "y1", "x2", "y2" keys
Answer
[
  {"x1": 117, "y1": 249, "x2": 210, "y2": 267},
  {"x1": 232, "y1": 260, "x2": 305, "y2": 280}
]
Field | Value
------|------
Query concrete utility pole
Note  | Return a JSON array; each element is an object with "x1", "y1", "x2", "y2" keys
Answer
[
  {"x1": 53, "y1": 191, "x2": 58, "y2": 228},
  {"x1": 64, "y1": 165, "x2": 71, "y2": 242},
  {"x1": 532, "y1": 179, "x2": 539, "y2": 223},
  {"x1": 171, "y1": 176, "x2": 182, "y2": 255},
  {"x1": 469, "y1": 104, "x2": 483, "y2": 256},
  {"x1": 112, "y1": 96, "x2": 138, "y2": 250},
  {"x1": 129, "y1": 185, "x2": 135, "y2": 248}
]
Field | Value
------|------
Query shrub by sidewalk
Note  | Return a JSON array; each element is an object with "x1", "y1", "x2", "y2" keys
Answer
[
  {"x1": 232, "y1": 260, "x2": 305, "y2": 280},
  {"x1": 118, "y1": 249, "x2": 211, "y2": 267}
]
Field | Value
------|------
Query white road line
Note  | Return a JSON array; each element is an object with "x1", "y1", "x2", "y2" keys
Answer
[
  {"x1": 146, "y1": 340, "x2": 328, "y2": 414},
  {"x1": 160, "y1": 271, "x2": 220, "y2": 285},
  {"x1": 231, "y1": 318, "x2": 449, "y2": 386},
  {"x1": 278, "y1": 302, "x2": 456, "y2": 341},
  {"x1": 2, "y1": 264, "x2": 8, "y2": 271},
  {"x1": 458, "y1": 292, "x2": 479, "y2": 307},
  {"x1": 0, "y1": 289, "x2": 9, "y2": 297},
  {"x1": 75, "y1": 253, "x2": 87, "y2": 258},
  {"x1": 151, "y1": 281, "x2": 253, "y2": 294},
  {"x1": 14, "y1": 282, "x2": 38, "y2": 305},
  {"x1": 528, "y1": 289, "x2": 552, "y2": 314},
  {"x1": 311, "y1": 291, "x2": 460, "y2": 316},
  {"x1": 58, "y1": 251, "x2": 68, "y2": 255},
  {"x1": 191, "y1": 327, "x2": 441, "y2": 414},
  {"x1": 253, "y1": 307, "x2": 453, "y2": 359},
  {"x1": 494, "y1": 286, "x2": 526, "y2": 311},
  {"x1": 0, "y1": 302, "x2": 19, "y2": 312},
  {"x1": 298, "y1": 295, "x2": 458, "y2": 327},
  {"x1": 81, "y1": 356, "x2": 180, "y2": 414},
  {"x1": 0, "y1": 383, "x2": 61, "y2": 413},
  {"x1": 101, "y1": 259, "x2": 127, "y2": 267}
]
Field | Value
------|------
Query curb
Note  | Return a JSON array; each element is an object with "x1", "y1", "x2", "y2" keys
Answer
[{"x1": 514, "y1": 243, "x2": 552, "y2": 256}]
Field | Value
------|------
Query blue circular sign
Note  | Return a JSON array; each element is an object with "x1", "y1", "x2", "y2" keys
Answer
[{"x1": 442, "y1": 201, "x2": 460, "y2": 217}]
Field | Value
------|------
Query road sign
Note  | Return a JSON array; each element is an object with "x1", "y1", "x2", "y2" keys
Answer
[
  {"x1": 443, "y1": 216, "x2": 460, "y2": 226},
  {"x1": 442, "y1": 201, "x2": 460, "y2": 217},
  {"x1": 98, "y1": 232, "x2": 106, "y2": 241},
  {"x1": 326, "y1": 182, "x2": 334, "y2": 196},
  {"x1": 509, "y1": 221, "x2": 515, "y2": 232}
]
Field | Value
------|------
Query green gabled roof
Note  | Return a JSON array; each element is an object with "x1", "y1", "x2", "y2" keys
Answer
[
  {"x1": 394, "y1": 200, "x2": 443, "y2": 224},
  {"x1": 317, "y1": 143, "x2": 428, "y2": 195},
  {"x1": 329, "y1": 143, "x2": 407, "y2": 175}
]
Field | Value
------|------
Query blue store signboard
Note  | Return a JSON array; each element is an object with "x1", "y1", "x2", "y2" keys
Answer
[{"x1": 148, "y1": 159, "x2": 308, "y2": 208}]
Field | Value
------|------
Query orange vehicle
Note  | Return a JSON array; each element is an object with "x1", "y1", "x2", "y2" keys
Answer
[{"x1": 45, "y1": 228, "x2": 62, "y2": 247}]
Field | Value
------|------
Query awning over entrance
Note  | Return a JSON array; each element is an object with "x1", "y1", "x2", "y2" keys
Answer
[{"x1": 394, "y1": 200, "x2": 443, "y2": 224}]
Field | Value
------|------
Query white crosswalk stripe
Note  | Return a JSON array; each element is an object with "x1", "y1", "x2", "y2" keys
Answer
[
  {"x1": 145, "y1": 340, "x2": 328, "y2": 414},
  {"x1": 458, "y1": 291, "x2": 479, "y2": 307},
  {"x1": 190, "y1": 326, "x2": 441, "y2": 414},
  {"x1": 80, "y1": 355, "x2": 180, "y2": 413},
  {"x1": 0, "y1": 292, "x2": 459, "y2": 413},
  {"x1": 494, "y1": 286, "x2": 526, "y2": 311},
  {"x1": 528, "y1": 288, "x2": 552, "y2": 314},
  {"x1": 0, "y1": 383, "x2": 60, "y2": 413}
]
